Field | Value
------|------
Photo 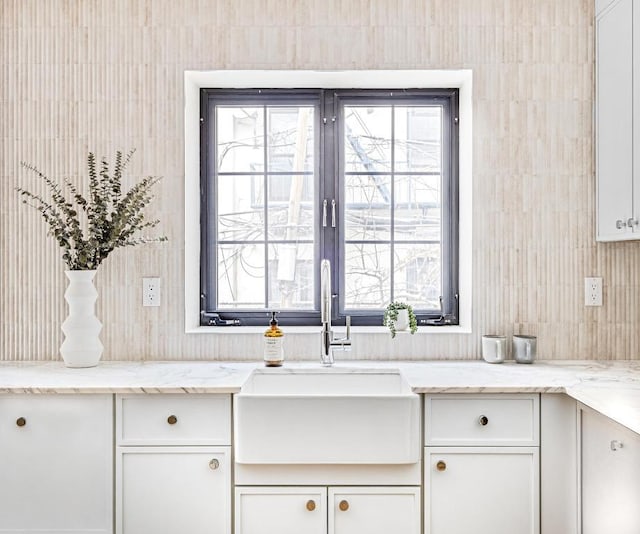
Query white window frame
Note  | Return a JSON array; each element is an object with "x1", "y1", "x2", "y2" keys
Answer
[{"x1": 184, "y1": 70, "x2": 473, "y2": 334}]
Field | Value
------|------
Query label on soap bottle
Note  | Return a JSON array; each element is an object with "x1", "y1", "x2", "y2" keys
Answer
[{"x1": 264, "y1": 337, "x2": 284, "y2": 365}]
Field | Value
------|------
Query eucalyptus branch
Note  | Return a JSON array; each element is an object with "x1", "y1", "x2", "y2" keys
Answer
[{"x1": 17, "y1": 150, "x2": 167, "y2": 270}]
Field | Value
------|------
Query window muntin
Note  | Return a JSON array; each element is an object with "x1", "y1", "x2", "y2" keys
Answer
[{"x1": 201, "y1": 89, "x2": 458, "y2": 326}]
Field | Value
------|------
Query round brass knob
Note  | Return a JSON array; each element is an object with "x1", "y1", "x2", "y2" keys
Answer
[
  {"x1": 306, "y1": 500, "x2": 316, "y2": 511},
  {"x1": 339, "y1": 500, "x2": 349, "y2": 512},
  {"x1": 167, "y1": 415, "x2": 178, "y2": 425},
  {"x1": 209, "y1": 458, "x2": 219, "y2": 470},
  {"x1": 479, "y1": 415, "x2": 489, "y2": 426},
  {"x1": 16, "y1": 417, "x2": 26, "y2": 427},
  {"x1": 436, "y1": 460, "x2": 447, "y2": 472}
]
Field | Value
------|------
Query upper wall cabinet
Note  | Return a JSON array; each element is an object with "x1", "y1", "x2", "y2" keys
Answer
[{"x1": 596, "y1": 0, "x2": 640, "y2": 240}]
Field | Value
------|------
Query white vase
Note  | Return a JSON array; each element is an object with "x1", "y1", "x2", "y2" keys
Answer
[
  {"x1": 60, "y1": 270, "x2": 103, "y2": 368},
  {"x1": 394, "y1": 309, "x2": 410, "y2": 331}
]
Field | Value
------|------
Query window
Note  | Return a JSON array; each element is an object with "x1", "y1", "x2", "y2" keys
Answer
[{"x1": 200, "y1": 88, "x2": 459, "y2": 326}]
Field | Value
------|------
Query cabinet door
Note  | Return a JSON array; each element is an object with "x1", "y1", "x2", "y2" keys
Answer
[
  {"x1": 580, "y1": 407, "x2": 640, "y2": 534},
  {"x1": 596, "y1": 0, "x2": 634, "y2": 241},
  {"x1": 425, "y1": 447, "x2": 539, "y2": 534},
  {"x1": 235, "y1": 487, "x2": 326, "y2": 534},
  {"x1": 117, "y1": 447, "x2": 230, "y2": 534},
  {"x1": 329, "y1": 487, "x2": 420, "y2": 534},
  {"x1": 0, "y1": 395, "x2": 112, "y2": 534}
]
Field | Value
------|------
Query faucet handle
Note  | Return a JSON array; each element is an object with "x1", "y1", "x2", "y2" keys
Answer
[{"x1": 345, "y1": 315, "x2": 351, "y2": 340}]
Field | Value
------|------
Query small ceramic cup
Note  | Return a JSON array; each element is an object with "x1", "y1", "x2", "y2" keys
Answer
[
  {"x1": 481, "y1": 335, "x2": 507, "y2": 364},
  {"x1": 513, "y1": 335, "x2": 537, "y2": 364}
]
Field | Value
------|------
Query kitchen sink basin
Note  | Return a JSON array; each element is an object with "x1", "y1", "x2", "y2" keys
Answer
[{"x1": 234, "y1": 368, "x2": 420, "y2": 465}]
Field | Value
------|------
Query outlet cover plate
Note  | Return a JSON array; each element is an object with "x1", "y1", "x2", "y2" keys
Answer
[
  {"x1": 143, "y1": 277, "x2": 161, "y2": 307},
  {"x1": 584, "y1": 277, "x2": 603, "y2": 307}
]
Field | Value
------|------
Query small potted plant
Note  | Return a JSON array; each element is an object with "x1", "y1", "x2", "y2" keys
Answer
[{"x1": 383, "y1": 301, "x2": 418, "y2": 338}]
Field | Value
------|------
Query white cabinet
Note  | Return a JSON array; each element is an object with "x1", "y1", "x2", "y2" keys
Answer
[
  {"x1": 425, "y1": 447, "x2": 539, "y2": 534},
  {"x1": 117, "y1": 447, "x2": 230, "y2": 534},
  {"x1": 235, "y1": 486, "x2": 420, "y2": 534},
  {"x1": 596, "y1": 0, "x2": 640, "y2": 240},
  {"x1": 116, "y1": 394, "x2": 232, "y2": 534},
  {"x1": 0, "y1": 395, "x2": 112, "y2": 534},
  {"x1": 329, "y1": 487, "x2": 420, "y2": 534},
  {"x1": 235, "y1": 487, "x2": 327, "y2": 534},
  {"x1": 580, "y1": 405, "x2": 640, "y2": 533},
  {"x1": 424, "y1": 394, "x2": 540, "y2": 534}
]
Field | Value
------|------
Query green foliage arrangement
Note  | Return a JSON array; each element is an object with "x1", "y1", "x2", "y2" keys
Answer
[
  {"x1": 383, "y1": 301, "x2": 418, "y2": 338},
  {"x1": 17, "y1": 150, "x2": 167, "y2": 270}
]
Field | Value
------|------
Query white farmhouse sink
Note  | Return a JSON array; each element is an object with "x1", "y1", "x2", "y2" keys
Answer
[{"x1": 234, "y1": 368, "x2": 420, "y2": 465}]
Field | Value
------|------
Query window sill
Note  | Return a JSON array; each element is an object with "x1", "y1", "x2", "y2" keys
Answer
[{"x1": 186, "y1": 325, "x2": 472, "y2": 335}]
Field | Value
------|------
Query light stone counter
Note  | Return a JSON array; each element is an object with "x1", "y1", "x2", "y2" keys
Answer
[{"x1": 1, "y1": 359, "x2": 639, "y2": 435}]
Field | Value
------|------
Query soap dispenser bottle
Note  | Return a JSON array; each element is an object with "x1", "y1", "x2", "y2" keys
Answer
[{"x1": 263, "y1": 311, "x2": 284, "y2": 367}]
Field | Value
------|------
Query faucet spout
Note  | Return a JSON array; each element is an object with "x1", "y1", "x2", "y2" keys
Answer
[
  {"x1": 320, "y1": 259, "x2": 351, "y2": 366},
  {"x1": 320, "y1": 259, "x2": 332, "y2": 325}
]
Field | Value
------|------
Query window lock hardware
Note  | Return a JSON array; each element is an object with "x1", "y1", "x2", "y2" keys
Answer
[
  {"x1": 202, "y1": 312, "x2": 241, "y2": 327},
  {"x1": 323, "y1": 199, "x2": 328, "y2": 227},
  {"x1": 322, "y1": 117, "x2": 336, "y2": 124},
  {"x1": 331, "y1": 199, "x2": 336, "y2": 227}
]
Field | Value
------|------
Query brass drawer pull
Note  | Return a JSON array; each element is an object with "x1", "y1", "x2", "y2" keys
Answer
[
  {"x1": 339, "y1": 500, "x2": 349, "y2": 511},
  {"x1": 16, "y1": 417, "x2": 26, "y2": 427},
  {"x1": 306, "y1": 500, "x2": 316, "y2": 511},
  {"x1": 167, "y1": 415, "x2": 178, "y2": 425},
  {"x1": 209, "y1": 458, "x2": 219, "y2": 470},
  {"x1": 436, "y1": 460, "x2": 447, "y2": 471},
  {"x1": 479, "y1": 415, "x2": 489, "y2": 426}
]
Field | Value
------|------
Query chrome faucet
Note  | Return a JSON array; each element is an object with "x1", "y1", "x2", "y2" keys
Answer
[{"x1": 320, "y1": 259, "x2": 351, "y2": 366}]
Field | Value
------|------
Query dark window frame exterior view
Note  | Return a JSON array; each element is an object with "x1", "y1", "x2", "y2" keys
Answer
[{"x1": 200, "y1": 88, "x2": 460, "y2": 327}]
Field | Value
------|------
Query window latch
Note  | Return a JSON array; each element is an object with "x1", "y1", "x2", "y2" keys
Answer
[
  {"x1": 331, "y1": 199, "x2": 336, "y2": 228},
  {"x1": 322, "y1": 199, "x2": 336, "y2": 228}
]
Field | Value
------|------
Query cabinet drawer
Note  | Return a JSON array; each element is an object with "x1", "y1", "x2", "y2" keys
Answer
[
  {"x1": 117, "y1": 394, "x2": 231, "y2": 445},
  {"x1": 424, "y1": 395, "x2": 539, "y2": 446}
]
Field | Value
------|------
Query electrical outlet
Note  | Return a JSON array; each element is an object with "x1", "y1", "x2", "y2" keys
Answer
[
  {"x1": 143, "y1": 277, "x2": 161, "y2": 307},
  {"x1": 584, "y1": 277, "x2": 603, "y2": 307}
]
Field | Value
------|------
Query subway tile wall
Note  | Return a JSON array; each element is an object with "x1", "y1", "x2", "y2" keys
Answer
[{"x1": 2, "y1": 0, "x2": 637, "y2": 361}]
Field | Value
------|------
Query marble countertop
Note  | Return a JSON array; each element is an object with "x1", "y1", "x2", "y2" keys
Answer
[{"x1": 1, "y1": 359, "x2": 639, "y2": 435}]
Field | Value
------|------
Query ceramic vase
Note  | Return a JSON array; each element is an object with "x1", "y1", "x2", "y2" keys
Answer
[
  {"x1": 394, "y1": 309, "x2": 410, "y2": 331},
  {"x1": 60, "y1": 270, "x2": 103, "y2": 368}
]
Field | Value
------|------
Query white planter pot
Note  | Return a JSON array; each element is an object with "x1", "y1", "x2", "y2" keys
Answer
[
  {"x1": 60, "y1": 270, "x2": 103, "y2": 368},
  {"x1": 394, "y1": 309, "x2": 410, "y2": 331}
]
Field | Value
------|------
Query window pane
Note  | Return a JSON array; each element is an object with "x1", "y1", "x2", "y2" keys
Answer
[
  {"x1": 344, "y1": 174, "x2": 391, "y2": 241},
  {"x1": 394, "y1": 106, "x2": 442, "y2": 173},
  {"x1": 394, "y1": 244, "x2": 441, "y2": 309},
  {"x1": 268, "y1": 243, "x2": 314, "y2": 309},
  {"x1": 217, "y1": 107, "x2": 264, "y2": 172},
  {"x1": 217, "y1": 244, "x2": 265, "y2": 309},
  {"x1": 394, "y1": 174, "x2": 441, "y2": 242},
  {"x1": 267, "y1": 174, "x2": 314, "y2": 240},
  {"x1": 267, "y1": 107, "x2": 315, "y2": 172},
  {"x1": 217, "y1": 175, "x2": 264, "y2": 241},
  {"x1": 344, "y1": 106, "x2": 391, "y2": 172},
  {"x1": 344, "y1": 244, "x2": 391, "y2": 309}
]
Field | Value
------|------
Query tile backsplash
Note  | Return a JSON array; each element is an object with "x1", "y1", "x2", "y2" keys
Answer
[{"x1": 3, "y1": 0, "x2": 639, "y2": 361}]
